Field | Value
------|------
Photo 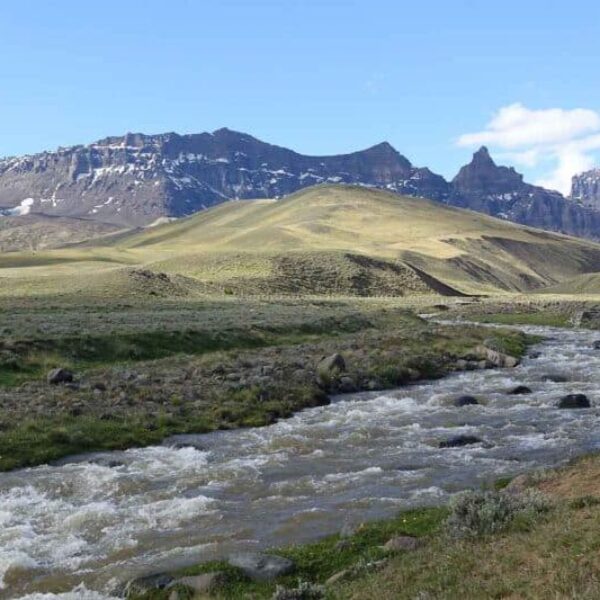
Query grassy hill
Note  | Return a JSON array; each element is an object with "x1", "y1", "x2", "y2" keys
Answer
[
  {"x1": 2, "y1": 185, "x2": 600, "y2": 299},
  {"x1": 534, "y1": 272, "x2": 600, "y2": 295},
  {"x1": 0, "y1": 214, "x2": 122, "y2": 252}
]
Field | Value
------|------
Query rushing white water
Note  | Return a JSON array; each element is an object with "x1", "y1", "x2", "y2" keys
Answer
[{"x1": 3, "y1": 324, "x2": 600, "y2": 598}]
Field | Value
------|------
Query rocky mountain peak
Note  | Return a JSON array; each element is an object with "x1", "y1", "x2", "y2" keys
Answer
[
  {"x1": 471, "y1": 146, "x2": 494, "y2": 165},
  {"x1": 572, "y1": 168, "x2": 600, "y2": 210},
  {"x1": 452, "y1": 147, "x2": 523, "y2": 194}
]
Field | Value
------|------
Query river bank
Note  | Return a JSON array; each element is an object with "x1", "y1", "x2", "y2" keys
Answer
[
  {"x1": 0, "y1": 301, "x2": 530, "y2": 471},
  {"x1": 126, "y1": 450, "x2": 599, "y2": 600}
]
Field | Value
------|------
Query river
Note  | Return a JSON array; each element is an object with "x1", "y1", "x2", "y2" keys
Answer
[{"x1": 3, "y1": 324, "x2": 600, "y2": 598}]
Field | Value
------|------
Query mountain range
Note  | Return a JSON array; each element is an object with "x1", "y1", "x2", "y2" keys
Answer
[{"x1": 1, "y1": 128, "x2": 600, "y2": 240}]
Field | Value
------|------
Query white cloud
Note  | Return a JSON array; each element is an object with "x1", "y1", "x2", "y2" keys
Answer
[{"x1": 457, "y1": 103, "x2": 600, "y2": 195}]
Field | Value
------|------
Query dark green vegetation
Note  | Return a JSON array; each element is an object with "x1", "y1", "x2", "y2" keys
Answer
[{"x1": 0, "y1": 298, "x2": 531, "y2": 471}]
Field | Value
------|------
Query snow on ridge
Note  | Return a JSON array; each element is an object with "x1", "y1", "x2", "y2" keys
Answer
[{"x1": 7, "y1": 198, "x2": 35, "y2": 216}]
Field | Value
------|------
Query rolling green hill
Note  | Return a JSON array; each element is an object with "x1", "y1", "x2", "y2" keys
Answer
[{"x1": 2, "y1": 185, "x2": 600, "y2": 299}]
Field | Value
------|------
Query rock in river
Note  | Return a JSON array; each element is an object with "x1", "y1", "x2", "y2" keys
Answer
[
  {"x1": 558, "y1": 394, "x2": 591, "y2": 409},
  {"x1": 453, "y1": 395, "x2": 480, "y2": 407},
  {"x1": 509, "y1": 385, "x2": 532, "y2": 395},
  {"x1": 439, "y1": 435, "x2": 482, "y2": 448}
]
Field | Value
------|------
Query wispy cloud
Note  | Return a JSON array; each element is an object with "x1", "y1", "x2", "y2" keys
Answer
[{"x1": 457, "y1": 103, "x2": 600, "y2": 195}]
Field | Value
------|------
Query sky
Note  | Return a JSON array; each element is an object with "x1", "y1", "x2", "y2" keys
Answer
[{"x1": 1, "y1": 0, "x2": 599, "y2": 194}]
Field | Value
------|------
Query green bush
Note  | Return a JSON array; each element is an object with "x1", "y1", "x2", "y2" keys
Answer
[
  {"x1": 446, "y1": 489, "x2": 551, "y2": 538},
  {"x1": 272, "y1": 580, "x2": 325, "y2": 600}
]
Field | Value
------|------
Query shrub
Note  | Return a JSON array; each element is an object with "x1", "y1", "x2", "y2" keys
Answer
[
  {"x1": 272, "y1": 580, "x2": 326, "y2": 600},
  {"x1": 569, "y1": 495, "x2": 600, "y2": 510},
  {"x1": 446, "y1": 489, "x2": 551, "y2": 538}
]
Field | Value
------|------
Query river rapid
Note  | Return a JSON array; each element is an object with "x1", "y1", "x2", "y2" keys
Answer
[{"x1": 3, "y1": 324, "x2": 600, "y2": 599}]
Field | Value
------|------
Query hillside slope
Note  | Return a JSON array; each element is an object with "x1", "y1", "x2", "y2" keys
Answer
[
  {"x1": 2, "y1": 185, "x2": 600, "y2": 298},
  {"x1": 0, "y1": 214, "x2": 122, "y2": 252}
]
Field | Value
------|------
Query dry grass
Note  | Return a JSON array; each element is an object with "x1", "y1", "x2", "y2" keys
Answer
[
  {"x1": 334, "y1": 455, "x2": 600, "y2": 600},
  {"x1": 3, "y1": 185, "x2": 600, "y2": 299}
]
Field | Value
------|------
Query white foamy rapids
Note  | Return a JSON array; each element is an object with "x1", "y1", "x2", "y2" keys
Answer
[
  {"x1": 15, "y1": 586, "x2": 119, "y2": 600},
  {"x1": 4, "y1": 323, "x2": 600, "y2": 596}
]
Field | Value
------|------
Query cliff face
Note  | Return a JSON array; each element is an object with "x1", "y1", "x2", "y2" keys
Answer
[
  {"x1": 1, "y1": 129, "x2": 600, "y2": 240},
  {"x1": 572, "y1": 169, "x2": 600, "y2": 211},
  {"x1": 447, "y1": 147, "x2": 600, "y2": 239},
  {"x1": 0, "y1": 129, "x2": 448, "y2": 227}
]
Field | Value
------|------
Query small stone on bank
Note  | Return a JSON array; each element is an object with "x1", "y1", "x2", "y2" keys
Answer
[
  {"x1": 228, "y1": 552, "x2": 294, "y2": 581},
  {"x1": 382, "y1": 535, "x2": 422, "y2": 552},
  {"x1": 47, "y1": 368, "x2": 74, "y2": 385},
  {"x1": 170, "y1": 572, "x2": 227, "y2": 594}
]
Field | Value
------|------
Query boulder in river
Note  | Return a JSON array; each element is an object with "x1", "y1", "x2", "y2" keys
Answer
[
  {"x1": 439, "y1": 435, "x2": 482, "y2": 448},
  {"x1": 453, "y1": 395, "x2": 480, "y2": 407},
  {"x1": 593, "y1": 341, "x2": 600, "y2": 350},
  {"x1": 47, "y1": 368, "x2": 74, "y2": 385},
  {"x1": 228, "y1": 552, "x2": 295, "y2": 581},
  {"x1": 558, "y1": 394, "x2": 591, "y2": 409},
  {"x1": 162, "y1": 435, "x2": 206, "y2": 451},
  {"x1": 509, "y1": 385, "x2": 532, "y2": 395},
  {"x1": 528, "y1": 351, "x2": 542, "y2": 359}
]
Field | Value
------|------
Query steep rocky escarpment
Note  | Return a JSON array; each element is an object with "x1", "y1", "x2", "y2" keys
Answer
[{"x1": 2, "y1": 129, "x2": 600, "y2": 241}]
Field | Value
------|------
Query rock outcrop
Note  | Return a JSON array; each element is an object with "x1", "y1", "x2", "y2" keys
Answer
[
  {"x1": 448, "y1": 147, "x2": 600, "y2": 239},
  {"x1": 0, "y1": 129, "x2": 448, "y2": 227},
  {"x1": 572, "y1": 169, "x2": 600, "y2": 210},
  {"x1": 3, "y1": 129, "x2": 600, "y2": 240}
]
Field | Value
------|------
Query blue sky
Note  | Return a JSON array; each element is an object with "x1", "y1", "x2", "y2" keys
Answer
[{"x1": 1, "y1": 0, "x2": 599, "y2": 193}]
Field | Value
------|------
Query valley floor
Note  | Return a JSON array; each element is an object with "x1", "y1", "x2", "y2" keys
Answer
[
  {"x1": 2, "y1": 292, "x2": 599, "y2": 471},
  {"x1": 3, "y1": 292, "x2": 600, "y2": 599},
  {"x1": 0, "y1": 295, "x2": 530, "y2": 470}
]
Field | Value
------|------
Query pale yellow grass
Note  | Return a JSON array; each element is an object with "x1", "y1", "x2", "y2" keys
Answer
[{"x1": 2, "y1": 185, "x2": 600, "y2": 298}]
